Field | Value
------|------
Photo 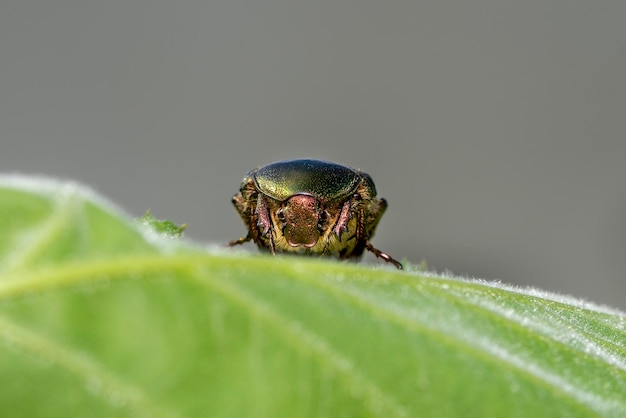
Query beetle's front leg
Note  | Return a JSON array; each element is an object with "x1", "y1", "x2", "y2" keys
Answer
[{"x1": 255, "y1": 194, "x2": 276, "y2": 254}]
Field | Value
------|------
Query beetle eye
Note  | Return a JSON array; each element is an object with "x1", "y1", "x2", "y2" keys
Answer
[
  {"x1": 277, "y1": 208, "x2": 285, "y2": 220},
  {"x1": 317, "y1": 210, "x2": 329, "y2": 229}
]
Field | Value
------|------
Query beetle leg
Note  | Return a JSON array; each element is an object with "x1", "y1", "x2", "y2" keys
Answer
[
  {"x1": 227, "y1": 191, "x2": 255, "y2": 247},
  {"x1": 256, "y1": 195, "x2": 272, "y2": 235},
  {"x1": 255, "y1": 194, "x2": 276, "y2": 254},
  {"x1": 227, "y1": 235, "x2": 252, "y2": 246},
  {"x1": 332, "y1": 200, "x2": 352, "y2": 240},
  {"x1": 357, "y1": 195, "x2": 402, "y2": 269},
  {"x1": 269, "y1": 233, "x2": 276, "y2": 255},
  {"x1": 365, "y1": 241, "x2": 403, "y2": 269},
  {"x1": 365, "y1": 198, "x2": 387, "y2": 238}
]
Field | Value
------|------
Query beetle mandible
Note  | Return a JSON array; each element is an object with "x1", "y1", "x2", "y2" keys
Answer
[{"x1": 227, "y1": 159, "x2": 402, "y2": 269}]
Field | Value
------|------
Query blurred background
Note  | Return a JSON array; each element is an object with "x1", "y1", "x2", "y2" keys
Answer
[{"x1": 1, "y1": 1, "x2": 624, "y2": 308}]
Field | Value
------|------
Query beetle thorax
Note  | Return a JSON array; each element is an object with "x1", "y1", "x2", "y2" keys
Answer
[{"x1": 281, "y1": 194, "x2": 321, "y2": 248}]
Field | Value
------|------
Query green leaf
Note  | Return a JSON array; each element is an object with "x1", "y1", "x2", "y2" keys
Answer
[{"x1": 0, "y1": 175, "x2": 624, "y2": 418}]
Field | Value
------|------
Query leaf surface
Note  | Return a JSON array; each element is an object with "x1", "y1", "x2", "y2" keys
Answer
[{"x1": 0, "y1": 176, "x2": 624, "y2": 417}]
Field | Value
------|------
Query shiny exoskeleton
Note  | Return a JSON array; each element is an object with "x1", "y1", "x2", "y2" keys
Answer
[{"x1": 227, "y1": 159, "x2": 402, "y2": 269}]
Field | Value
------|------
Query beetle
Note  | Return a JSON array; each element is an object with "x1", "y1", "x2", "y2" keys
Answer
[{"x1": 227, "y1": 159, "x2": 402, "y2": 269}]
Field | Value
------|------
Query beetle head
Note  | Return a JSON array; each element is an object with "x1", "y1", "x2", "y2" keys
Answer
[{"x1": 280, "y1": 194, "x2": 321, "y2": 248}]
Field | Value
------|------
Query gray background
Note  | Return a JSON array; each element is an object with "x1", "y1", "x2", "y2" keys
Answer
[{"x1": 1, "y1": 1, "x2": 624, "y2": 308}]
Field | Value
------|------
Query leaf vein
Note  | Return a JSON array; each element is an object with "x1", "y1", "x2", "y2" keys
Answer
[{"x1": 0, "y1": 315, "x2": 177, "y2": 418}]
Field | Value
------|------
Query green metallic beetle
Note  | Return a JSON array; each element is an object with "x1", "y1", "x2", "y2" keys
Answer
[{"x1": 227, "y1": 159, "x2": 402, "y2": 269}]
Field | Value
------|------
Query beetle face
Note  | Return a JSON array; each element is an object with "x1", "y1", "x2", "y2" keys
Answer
[
  {"x1": 228, "y1": 159, "x2": 402, "y2": 269},
  {"x1": 281, "y1": 194, "x2": 321, "y2": 248}
]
